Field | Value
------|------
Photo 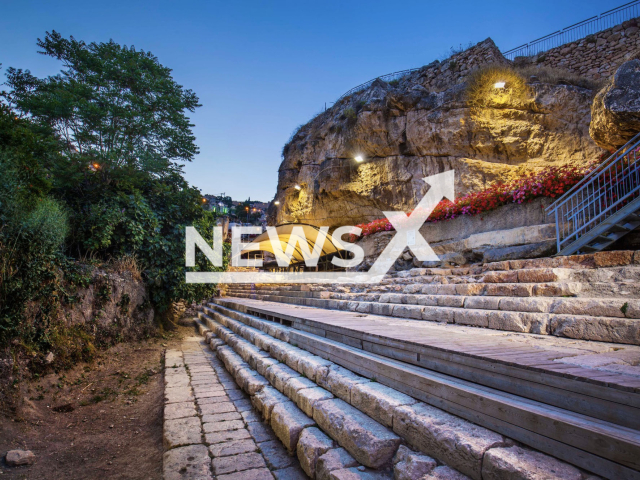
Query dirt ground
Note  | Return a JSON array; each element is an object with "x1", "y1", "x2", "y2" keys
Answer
[{"x1": 0, "y1": 326, "x2": 194, "y2": 479}]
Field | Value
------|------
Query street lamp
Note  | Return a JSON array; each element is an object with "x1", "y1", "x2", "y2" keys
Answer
[{"x1": 245, "y1": 206, "x2": 249, "y2": 222}]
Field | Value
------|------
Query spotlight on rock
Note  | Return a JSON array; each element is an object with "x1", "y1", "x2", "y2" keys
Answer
[
  {"x1": 494, "y1": 81, "x2": 506, "y2": 89},
  {"x1": 294, "y1": 185, "x2": 301, "y2": 191},
  {"x1": 355, "y1": 155, "x2": 364, "y2": 163}
]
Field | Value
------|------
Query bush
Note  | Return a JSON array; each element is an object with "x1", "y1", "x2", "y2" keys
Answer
[
  {"x1": 350, "y1": 160, "x2": 600, "y2": 240},
  {"x1": 21, "y1": 198, "x2": 69, "y2": 251},
  {"x1": 465, "y1": 65, "x2": 530, "y2": 107}
]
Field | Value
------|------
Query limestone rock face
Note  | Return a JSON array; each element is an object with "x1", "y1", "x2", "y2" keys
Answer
[
  {"x1": 271, "y1": 39, "x2": 600, "y2": 227},
  {"x1": 590, "y1": 59, "x2": 640, "y2": 151}
]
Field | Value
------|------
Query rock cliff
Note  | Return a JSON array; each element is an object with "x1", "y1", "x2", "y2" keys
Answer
[
  {"x1": 270, "y1": 39, "x2": 602, "y2": 227},
  {"x1": 590, "y1": 59, "x2": 640, "y2": 151}
]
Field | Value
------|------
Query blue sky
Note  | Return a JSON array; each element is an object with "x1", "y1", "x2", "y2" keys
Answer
[{"x1": 1, "y1": 0, "x2": 621, "y2": 201}]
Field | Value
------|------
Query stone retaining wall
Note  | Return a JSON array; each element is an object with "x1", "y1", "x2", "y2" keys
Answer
[{"x1": 517, "y1": 17, "x2": 640, "y2": 80}]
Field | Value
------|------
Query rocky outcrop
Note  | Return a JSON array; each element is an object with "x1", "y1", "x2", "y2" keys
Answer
[
  {"x1": 590, "y1": 59, "x2": 640, "y2": 151},
  {"x1": 270, "y1": 39, "x2": 601, "y2": 227}
]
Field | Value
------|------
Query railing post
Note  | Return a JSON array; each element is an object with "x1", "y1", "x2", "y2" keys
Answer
[{"x1": 554, "y1": 208, "x2": 560, "y2": 254}]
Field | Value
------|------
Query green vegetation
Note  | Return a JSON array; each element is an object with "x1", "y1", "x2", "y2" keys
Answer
[
  {"x1": 466, "y1": 64, "x2": 601, "y2": 108},
  {"x1": 465, "y1": 65, "x2": 531, "y2": 107},
  {"x1": 0, "y1": 31, "x2": 227, "y2": 369}
]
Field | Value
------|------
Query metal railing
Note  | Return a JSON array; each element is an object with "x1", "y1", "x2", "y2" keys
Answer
[
  {"x1": 327, "y1": 2, "x2": 639, "y2": 109},
  {"x1": 503, "y1": 0, "x2": 640, "y2": 60},
  {"x1": 335, "y1": 67, "x2": 422, "y2": 103},
  {"x1": 546, "y1": 132, "x2": 640, "y2": 253}
]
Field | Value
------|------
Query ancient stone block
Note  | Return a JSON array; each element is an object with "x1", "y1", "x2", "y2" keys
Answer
[
  {"x1": 266, "y1": 363, "x2": 301, "y2": 393},
  {"x1": 209, "y1": 439, "x2": 257, "y2": 457},
  {"x1": 482, "y1": 446, "x2": 582, "y2": 480},
  {"x1": 211, "y1": 452, "x2": 266, "y2": 475},
  {"x1": 297, "y1": 427, "x2": 335, "y2": 478},
  {"x1": 252, "y1": 386, "x2": 289, "y2": 421},
  {"x1": 163, "y1": 417, "x2": 202, "y2": 449},
  {"x1": 270, "y1": 401, "x2": 316, "y2": 452},
  {"x1": 422, "y1": 466, "x2": 470, "y2": 479},
  {"x1": 164, "y1": 401, "x2": 197, "y2": 420},
  {"x1": 316, "y1": 448, "x2": 360, "y2": 480},
  {"x1": 392, "y1": 445, "x2": 437, "y2": 480},
  {"x1": 320, "y1": 366, "x2": 371, "y2": 402},
  {"x1": 392, "y1": 403, "x2": 504, "y2": 479},
  {"x1": 163, "y1": 445, "x2": 213, "y2": 480},
  {"x1": 350, "y1": 382, "x2": 416, "y2": 428},
  {"x1": 313, "y1": 399, "x2": 401, "y2": 469},
  {"x1": 296, "y1": 387, "x2": 335, "y2": 417}
]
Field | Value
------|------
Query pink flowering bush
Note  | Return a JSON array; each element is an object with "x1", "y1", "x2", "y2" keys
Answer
[{"x1": 351, "y1": 161, "x2": 600, "y2": 240}]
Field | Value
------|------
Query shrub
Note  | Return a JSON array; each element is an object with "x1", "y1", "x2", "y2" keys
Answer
[
  {"x1": 343, "y1": 107, "x2": 356, "y2": 120},
  {"x1": 350, "y1": 160, "x2": 600, "y2": 241},
  {"x1": 21, "y1": 197, "x2": 69, "y2": 250},
  {"x1": 465, "y1": 65, "x2": 530, "y2": 107}
]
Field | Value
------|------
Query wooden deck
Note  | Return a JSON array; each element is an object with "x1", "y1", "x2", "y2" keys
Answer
[
  {"x1": 216, "y1": 296, "x2": 640, "y2": 427},
  {"x1": 210, "y1": 297, "x2": 640, "y2": 479}
]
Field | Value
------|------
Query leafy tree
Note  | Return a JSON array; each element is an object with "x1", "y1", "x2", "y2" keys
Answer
[
  {"x1": 2, "y1": 32, "x2": 223, "y2": 332},
  {"x1": 4, "y1": 30, "x2": 200, "y2": 182}
]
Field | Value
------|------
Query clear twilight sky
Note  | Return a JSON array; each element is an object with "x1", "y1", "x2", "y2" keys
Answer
[{"x1": 1, "y1": 0, "x2": 621, "y2": 201}]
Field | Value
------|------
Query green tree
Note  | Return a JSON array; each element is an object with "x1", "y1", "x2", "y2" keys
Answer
[
  {"x1": 4, "y1": 31, "x2": 200, "y2": 183},
  {"x1": 3, "y1": 32, "x2": 223, "y2": 323}
]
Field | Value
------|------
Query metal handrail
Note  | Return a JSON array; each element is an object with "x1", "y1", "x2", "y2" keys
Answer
[
  {"x1": 502, "y1": 0, "x2": 640, "y2": 60},
  {"x1": 546, "y1": 131, "x2": 640, "y2": 212},
  {"x1": 335, "y1": 67, "x2": 422, "y2": 103},
  {"x1": 546, "y1": 133, "x2": 640, "y2": 253},
  {"x1": 329, "y1": 1, "x2": 640, "y2": 107}
]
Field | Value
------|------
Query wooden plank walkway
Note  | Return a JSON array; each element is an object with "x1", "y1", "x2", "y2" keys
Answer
[
  {"x1": 206, "y1": 298, "x2": 640, "y2": 480},
  {"x1": 217, "y1": 297, "x2": 640, "y2": 428}
]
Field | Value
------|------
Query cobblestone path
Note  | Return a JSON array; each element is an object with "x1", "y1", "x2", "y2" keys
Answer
[{"x1": 163, "y1": 336, "x2": 307, "y2": 479}]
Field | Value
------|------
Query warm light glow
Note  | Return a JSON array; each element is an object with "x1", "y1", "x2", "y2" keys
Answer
[
  {"x1": 494, "y1": 81, "x2": 506, "y2": 89},
  {"x1": 274, "y1": 201, "x2": 280, "y2": 205},
  {"x1": 294, "y1": 184, "x2": 302, "y2": 190},
  {"x1": 202, "y1": 198, "x2": 207, "y2": 203},
  {"x1": 245, "y1": 207, "x2": 249, "y2": 210},
  {"x1": 92, "y1": 163, "x2": 100, "y2": 169},
  {"x1": 355, "y1": 155, "x2": 364, "y2": 163}
]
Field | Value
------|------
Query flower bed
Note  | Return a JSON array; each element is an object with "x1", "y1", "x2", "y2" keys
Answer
[{"x1": 352, "y1": 161, "x2": 600, "y2": 240}]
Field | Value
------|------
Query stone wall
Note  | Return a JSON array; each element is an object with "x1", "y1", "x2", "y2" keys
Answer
[
  {"x1": 518, "y1": 18, "x2": 640, "y2": 80},
  {"x1": 402, "y1": 38, "x2": 509, "y2": 92},
  {"x1": 47, "y1": 267, "x2": 155, "y2": 337},
  {"x1": 354, "y1": 198, "x2": 556, "y2": 270}
]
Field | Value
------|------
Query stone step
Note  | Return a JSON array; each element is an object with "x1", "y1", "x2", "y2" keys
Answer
[
  {"x1": 213, "y1": 297, "x2": 640, "y2": 394},
  {"x1": 221, "y1": 292, "x2": 640, "y2": 344},
  {"x1": 225, "y1": 289, "x2": 640, "y2": 319},
  {"x1": 196, "y1": 312, "x2": 592, "y2": 480},
  {"x1": 226, "y1": 276, "x2": 640, "y2": 299},
  {"x1": 197, "y1": 302, "x2": 639, "y2": 480},
  {"x1": 194, "y1": 315, "x2": 410, "y2": 479}
]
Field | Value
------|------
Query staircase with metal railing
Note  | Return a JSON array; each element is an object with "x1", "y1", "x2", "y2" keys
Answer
[{"x1": 547, "y1": 132, "x2": 640, "y2": 256}]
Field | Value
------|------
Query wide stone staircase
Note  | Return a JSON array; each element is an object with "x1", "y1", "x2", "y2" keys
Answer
[
  {"x1": 192, "y1": 249, "x2": 640, "y2": 479},
  {"x1": 223, "y1": 250, "x2": 640, "y2": 345}
]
